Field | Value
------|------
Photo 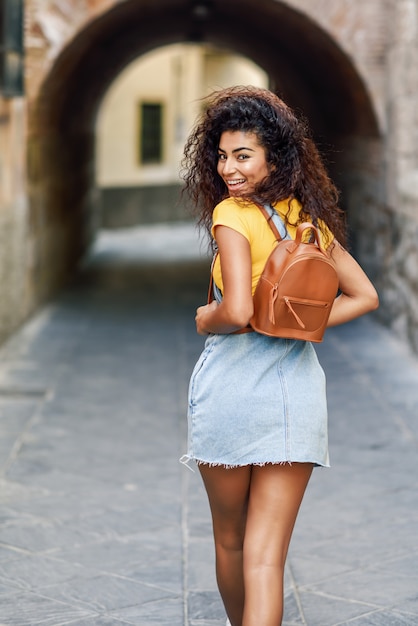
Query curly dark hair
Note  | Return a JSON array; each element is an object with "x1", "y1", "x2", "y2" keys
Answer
[{"x1": 181, "y1": 85, "x2": 347, "y2": 247}]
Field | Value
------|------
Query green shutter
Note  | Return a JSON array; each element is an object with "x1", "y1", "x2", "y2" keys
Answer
[{"x1": 140, "y1": 103, "x2": 163, "y2": 164}]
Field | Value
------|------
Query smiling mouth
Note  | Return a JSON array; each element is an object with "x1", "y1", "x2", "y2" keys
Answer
[{"x1": 226, "y1": 179, "x2": 246, "y2": 187}]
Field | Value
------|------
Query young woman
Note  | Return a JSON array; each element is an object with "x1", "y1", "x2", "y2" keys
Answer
[{"x1": 180, "y1": 86, "x2": 379, "y2": 626}]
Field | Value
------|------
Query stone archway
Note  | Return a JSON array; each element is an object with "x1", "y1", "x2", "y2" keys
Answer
[{"x1": 28, "y1": 0, "x2": 381, "y2": 301}]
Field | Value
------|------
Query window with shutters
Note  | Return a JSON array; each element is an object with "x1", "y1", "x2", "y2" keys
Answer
[
  {"x1": 139, "y1": 102, "x2": 164, "y2": 164},
  {"x1": 0, "y1": 0, "x2": 24, "y2": 97}
]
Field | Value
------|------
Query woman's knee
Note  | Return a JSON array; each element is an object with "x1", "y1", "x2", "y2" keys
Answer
[{"x1": 211, "y1": 505, "x2": 247, "y2": 553}]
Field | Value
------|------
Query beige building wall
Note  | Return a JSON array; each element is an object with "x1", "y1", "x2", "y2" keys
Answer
[
  {"x1": 95, "y1": 44, "x2": 268, "y2": 227},
  {"x1": 96, "y1": 44, "x2": 268, "y2": 189}
]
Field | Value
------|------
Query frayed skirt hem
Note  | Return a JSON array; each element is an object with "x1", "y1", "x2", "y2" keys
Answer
[{"x1": 179, "y1": 454, "x2": 329, "y2": 472}]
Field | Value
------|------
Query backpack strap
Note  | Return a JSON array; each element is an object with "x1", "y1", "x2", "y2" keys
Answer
[
  {"x1": 207, "y1": 250, "x2": 223, "y2": 304},
  {"x1": 255, "y1": 203, "x2": 291, "y2": 241}
]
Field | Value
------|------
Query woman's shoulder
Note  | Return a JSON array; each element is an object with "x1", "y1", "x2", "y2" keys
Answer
[
  {"x1": 213, "y1": 196, "x2": 243, "y2": 213},
  {"x1": 214, "y1": 197, "x2": 264, "y2": 217},
  {"x1": 213, "y1": 197, "x2": 255, "y2": 223},
  {"x1": 211, "y1": 198, "x2": 260, "y2": 239}
]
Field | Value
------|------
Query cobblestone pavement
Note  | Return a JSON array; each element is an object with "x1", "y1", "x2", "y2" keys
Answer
[{"x1": 0, "y1": 223, "x2": 417, "y2": 626}]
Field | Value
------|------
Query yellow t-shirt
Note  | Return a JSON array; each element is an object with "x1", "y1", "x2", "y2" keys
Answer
[{"x1": 211, "y1": 197, "x2": 334, "y2": 295}]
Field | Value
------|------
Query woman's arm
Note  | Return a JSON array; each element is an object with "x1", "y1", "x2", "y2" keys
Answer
[
  {"x1": 195, "y1": 225, "x2": 254, "y2": 335},
  {"x1": 327, "y1": 241, "x2": 379, "y2": 327}
]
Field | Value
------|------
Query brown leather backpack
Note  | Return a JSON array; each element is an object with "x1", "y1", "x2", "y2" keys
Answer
[{"x1": 250, "y1": 205, "x2": 339, "y2": 342}]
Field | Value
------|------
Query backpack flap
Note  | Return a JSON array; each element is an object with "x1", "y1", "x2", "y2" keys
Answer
[{"x1": 251, "y1": 221, "x2": 339, "y2": 342}]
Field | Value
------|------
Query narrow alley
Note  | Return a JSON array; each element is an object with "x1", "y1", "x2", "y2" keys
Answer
[{"x1": 0, "y1": 223, "x2": 417, "y2": 626}]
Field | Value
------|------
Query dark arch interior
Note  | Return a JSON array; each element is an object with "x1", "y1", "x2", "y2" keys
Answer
[
  {"x1": 40, "y1": 0, "x2": 378, "y2": 137},
  {"x1": 30, "y1": 0, "x2": 381, "y2": 292}
]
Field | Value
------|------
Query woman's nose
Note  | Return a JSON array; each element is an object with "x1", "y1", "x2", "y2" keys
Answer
[{"x1": 222, "y1": 157, "x2": 236, "y2": 175}]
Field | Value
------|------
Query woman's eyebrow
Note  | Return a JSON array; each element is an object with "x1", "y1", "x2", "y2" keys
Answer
[{"x1": 217, "y1": 146, "x2": 256, "y2": 153}]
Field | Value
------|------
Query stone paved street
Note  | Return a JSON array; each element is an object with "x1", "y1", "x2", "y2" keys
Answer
[{"x1": 0, "y1": 223, "x2": 417, "y2": 626}]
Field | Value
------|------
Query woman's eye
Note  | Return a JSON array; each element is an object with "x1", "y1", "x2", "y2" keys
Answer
[
  {"x1": 217, "y1": 154, "x2": 226, "y2": 161},
  {"x1": 238, "y1": 154, "x2": 249, "y2": 160}
]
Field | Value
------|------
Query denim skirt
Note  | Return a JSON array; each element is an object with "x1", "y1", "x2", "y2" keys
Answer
[{"x1": 182, "y1": 332, "x2": 329, "y2": 468}]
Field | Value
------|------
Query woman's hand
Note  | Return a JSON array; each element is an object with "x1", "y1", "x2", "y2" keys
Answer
[{"x1": 195, "y1": 301, "x2": 218, "y2": 335}]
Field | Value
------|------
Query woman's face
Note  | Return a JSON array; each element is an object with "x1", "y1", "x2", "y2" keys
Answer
[{"x1": 217, "y1": 130, "x2": 270, "y2": 197}]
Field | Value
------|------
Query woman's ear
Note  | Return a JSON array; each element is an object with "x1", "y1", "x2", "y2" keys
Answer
[{"x1": 267, "y1": 153, "x2": 276, "y2": 171}]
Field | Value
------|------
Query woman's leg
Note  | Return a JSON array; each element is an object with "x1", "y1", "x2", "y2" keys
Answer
[
  {"x1": 243, "y1": 463, "x2": 313, "y2": 626},
  {"x1": 199, "y1": 464, "x2": 252, "y2": 626}
]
